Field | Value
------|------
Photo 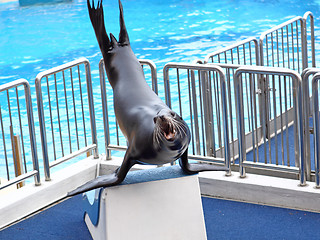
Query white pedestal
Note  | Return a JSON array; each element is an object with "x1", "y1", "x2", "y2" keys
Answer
[{"x1": 83, "y1": 166, "x2": 207, "y2": 240}]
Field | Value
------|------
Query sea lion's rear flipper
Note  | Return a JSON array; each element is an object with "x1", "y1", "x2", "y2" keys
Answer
[
  {"x1": 118, "y1": 0, "x2": 129, "y2": 45},
  {"x1": 87, "y1": 0, "x2": 111, "y2": 55},
  {"x1": 87, "y1": 0, "x2": 129, "y2": 56},
  {"x1": 179, "y1": 149, "x2": 229, "y2": 175},
  {"x1": 67, "y1": 151, "x2": 136, "y2": 197}
]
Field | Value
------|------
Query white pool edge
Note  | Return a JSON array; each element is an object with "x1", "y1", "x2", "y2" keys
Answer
[{"x1": 1, "y1": 155, "x2": 320, "y2": 230}]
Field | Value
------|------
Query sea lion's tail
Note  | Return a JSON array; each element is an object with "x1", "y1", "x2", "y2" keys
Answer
[{"x1": 87, "y1": 0, "x2": 130, "y2": 56}]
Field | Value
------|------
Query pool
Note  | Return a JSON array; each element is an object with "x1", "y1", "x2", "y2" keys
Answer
[
  {"x1": 1, "y1": 0, "x2": 320, "y2": 179},
  {"x1": 1, "y1": 0, "x2": 320, "y2": 83}
]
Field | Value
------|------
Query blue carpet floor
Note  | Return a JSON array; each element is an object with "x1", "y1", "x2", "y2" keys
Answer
[{"x1": 1, "y1": 195, "x2": 320, "y2": 240}]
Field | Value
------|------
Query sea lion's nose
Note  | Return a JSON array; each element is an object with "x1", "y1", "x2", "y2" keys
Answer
[{"x1": 153, "y1": 116, "x2": 157, "y2": 123}]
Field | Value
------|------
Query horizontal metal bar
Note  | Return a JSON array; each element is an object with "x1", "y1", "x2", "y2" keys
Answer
[
  {"x1": 235, "y1": 65, "x2": 302, "y2": 80},
  {"x1": 107, "y1": 145, "x2": 127, "y2": 151},
  {"x1": 49, "y1": 144, "x2": 97, "y2": 168},
  {"x1": 0, "y1": 170, "x2": 39, "y2": 190},
  {"x1": 207, "y1": 63, "x2": 241, "y2": 70},
  {"x1": 301, "y1": 67, "x2": 320, "y2": 80},
  {"x1": 204, "y1": 37, "x2": 258, "y2": 63},
  {"x1": 188, "y1": 155, "x2": 225, "y2": 164},
  {"x1": 259, "y1": 16, "x2": 302, "y2": 40},
  {"x1": 35, "y1": 57, "x2": 89, "y2": 82},
  {"x1": 163, "y1": 62, "x2": 226, "y2": 72},
  {"x1": 243, "y1": 161, "x2": 300, "y2": 174},
  {"x1": 0, "y1": 79, "x2": 29, "y2": 93}
]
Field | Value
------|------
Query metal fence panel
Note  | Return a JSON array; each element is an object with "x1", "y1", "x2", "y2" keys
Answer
[
  {"x1": 163, "y1": 63, "x2": 231, "y2": 173},
  {"x1": 35, "y1": 57, "x2": 98, "y2": 181},
  {"x1": 234, "y1": 65, "x2": 305, "y2": 185},
  {"x1": 259, "y1": 12, "x2": 315, "y2": 73},
  {"x1": 0, "y1": 79, "x2": 40, "y2": 190},
  {"x1": 205, "y1": 37, "x2": 260, "y2": 66}
]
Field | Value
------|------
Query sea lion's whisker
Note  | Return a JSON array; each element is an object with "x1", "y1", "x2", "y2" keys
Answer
[{"x1": 171, "y1": 118, "x2": 187, "y2": 136}]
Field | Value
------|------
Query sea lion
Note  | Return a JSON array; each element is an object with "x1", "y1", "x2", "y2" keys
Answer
[{"x1": 67, "y1": 0, "x2": 228, "y2": 197}]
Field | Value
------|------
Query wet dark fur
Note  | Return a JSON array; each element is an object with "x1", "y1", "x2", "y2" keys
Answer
[{"x1": 67, "y1": 0, "x2": 228, "y2": 197}]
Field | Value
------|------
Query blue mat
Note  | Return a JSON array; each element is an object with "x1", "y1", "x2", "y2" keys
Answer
[
  {"x1": 1, "y1": 194, "x2": 320, "y2": 240},
  {"x1": 202, "y1": 197, "x2": 320, "y2": 240},
  {"x1": 0, "y1": 195, "x2": 91, "y2": 240},
  {"x1": 245, "y1": 117, "x2": 315, "y2": 170}
]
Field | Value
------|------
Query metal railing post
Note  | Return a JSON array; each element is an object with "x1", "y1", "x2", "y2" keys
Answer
[
  {"x1": 216, "y1": 66, "x2": 231, "y2": 176},
  {"x1": 303, "y1": 12, "x2": 315, "y2": 68},
  {"x1": 35, "y1": 75, "x2": 51, "y2": 181},
  {"x1": 84, "y1": 60, "x2": 99, "y2": 159},
  {"x1": 201, "y1": 70, "x2": 214, "y2": 156},
  {"x1": 99, "y1": 59, "x2": 112, "y2": 160},
  {"x1": 301, "y1": 68, "x2": 320, "y2": 180},
  {"x1": 23, "y1": 81, "x2": 41, "y2": 185},
  {"x1": 190, "y1": 69, "x2": 201, "y2": 155},
  {"x1": 312, "y1": 73, "x2": 320, "y2": 188},
  {"x1": 234, "y1": 71, "x2": 246, "y2": 177}
]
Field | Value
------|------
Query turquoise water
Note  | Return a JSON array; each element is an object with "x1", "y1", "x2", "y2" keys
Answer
[
  {"x1": 1, "y1": 0, "x2": 320, "y2": 179},
  {"x1": 1, "y1": 0, "x2": 320, "y2": 83}
]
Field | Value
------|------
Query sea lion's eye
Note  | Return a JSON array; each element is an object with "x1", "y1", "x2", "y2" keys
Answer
[{"x1": 170, "y1": 112, "x2": 175, "y2": 117}]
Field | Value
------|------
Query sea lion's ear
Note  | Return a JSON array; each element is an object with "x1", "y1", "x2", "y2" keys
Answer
[
  {"x1": 118, "y1": 0, "x2": 130, "y2": 45},
  {"x1": 110, "y1": 33, "x2": 118, "y2": 47}
]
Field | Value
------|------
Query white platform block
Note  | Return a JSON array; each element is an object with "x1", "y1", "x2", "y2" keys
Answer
[{"x1": 83, "y1": 166, "x2": 207, "y2": 240}]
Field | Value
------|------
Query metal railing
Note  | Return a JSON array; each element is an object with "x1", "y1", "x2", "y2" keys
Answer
[
  {"x1": 300, "y1": 67, "x2": 320, "y2": 181},
  {"x1": 0, "y1": 79, "x2": 40, "y2": 190},
  {"x1": 203, "y1": 38, "x2": 260, "y2": 160},
  {"x1": 259, "y1": 12, "x2": 315, "y2": 72},
  {"x1": 303, "y1": 12, "x2": 316, "y2": 68},
  {"x1": 207, "y1": 62, "x2": 257, "y2": 163},
  {"x1": 234, "y1": 65, "x2": 305, "y2": 185},
  {"x1": 312, "y1": 73, "x2": 320, "y2": 187},
  {"x1": 202, "y1": 12, "x2": 316, "y2": 182},
  {"x1": 99, "y1": 58, "x2": 158, "y2": 158},
  {"x1": 35, "y1": 57, "x2": 98, "y2": 181},
  {"x1": 205, "y1": 37, "x2": 260, "y2": 66},
  {"x1": 0, "y1": 12, "x2": 318, "y2": 190},
  {"x1": 163, "y1": 63, "x2": 231, "y2": 173}
]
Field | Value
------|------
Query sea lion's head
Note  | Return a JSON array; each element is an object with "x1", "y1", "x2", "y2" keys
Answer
[{"x1": 153, "y1": 109, "x2": 191, "y2": 149}]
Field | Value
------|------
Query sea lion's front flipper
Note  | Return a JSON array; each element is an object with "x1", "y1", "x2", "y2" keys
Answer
[
  {"x1": 179, "y1": 149, "x2": 229, "y2": 175},
  {"x1": 67, "y1": 151, "x2": 136, "y2": 197}
]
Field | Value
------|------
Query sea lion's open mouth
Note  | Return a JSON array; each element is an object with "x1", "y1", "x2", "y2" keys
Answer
[
  {"x1": 160, "y1": 119, "x2": 176, "y2": 141},
  {"x1": 154, "y1": 115, "x2": 176, "y2": 141},
  {"x1": 164, "y1": 130, "x2": 176, "y2": 141}
]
